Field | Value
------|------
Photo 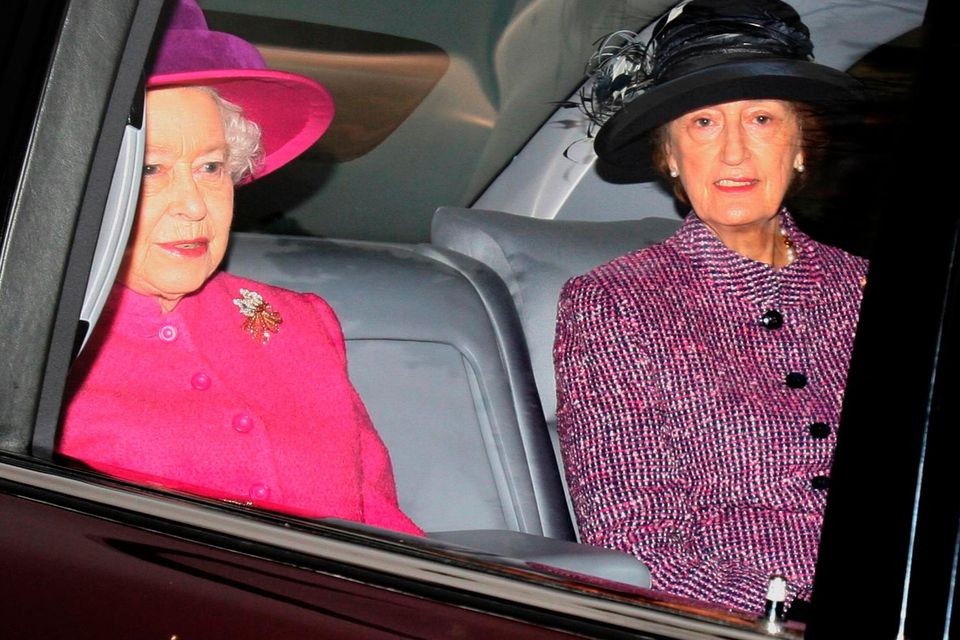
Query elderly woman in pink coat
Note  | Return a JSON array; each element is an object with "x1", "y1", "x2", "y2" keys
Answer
[{"x1": 58, "y1": 0, "x2": 421, "y2": 536}]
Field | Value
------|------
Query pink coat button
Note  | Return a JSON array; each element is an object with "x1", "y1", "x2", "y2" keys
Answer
[
  {"x1": 232, "y1": 413, "x2": 254, "y2": 433},
  {"x1": 158, "y1": 325, "x2": 178, "y2": 342},
  {"x1": 191, "y1": 372, "x2": 211, "y2": 391},
  {"x1": 249, "y1": 483, "x2": 270, "y2": 501}
]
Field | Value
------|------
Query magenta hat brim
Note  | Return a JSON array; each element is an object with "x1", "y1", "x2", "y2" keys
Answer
[{"x1": 148, "y1": 68, "x2": 334, "y2": 181}]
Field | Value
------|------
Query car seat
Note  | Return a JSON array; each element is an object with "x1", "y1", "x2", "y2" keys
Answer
[
  {"x1": 430, "y1": 207, "x2": 681, "y2": 474},
  {"x1": 224, "y1": 233, "x2": 652, "y2": 586}
]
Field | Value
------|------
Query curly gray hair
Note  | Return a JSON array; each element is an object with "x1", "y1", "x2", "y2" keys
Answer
[{"x1": 199, "y1": 87, "x2": 264, "y2": 184}]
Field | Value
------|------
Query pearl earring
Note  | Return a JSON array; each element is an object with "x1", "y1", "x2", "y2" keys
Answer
[
  {"x1": 669, "y1": 169, "x2": 679, "y2": 178},
  {"x1": 795, "y1": 162, "x2": 805, "y2": 173}
]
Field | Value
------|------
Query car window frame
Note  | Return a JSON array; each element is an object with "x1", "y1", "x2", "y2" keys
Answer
[
  {"x1": 0, "y1": 0, "x2": 162, "y2": 456},
  {"x1": 2, "y1": 0, "x2": 956, "y2": 636}
]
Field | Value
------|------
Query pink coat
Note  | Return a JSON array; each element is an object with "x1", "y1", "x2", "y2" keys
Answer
[{"x1": 59, "y1": 271, "x2": 422, "y2": 536}]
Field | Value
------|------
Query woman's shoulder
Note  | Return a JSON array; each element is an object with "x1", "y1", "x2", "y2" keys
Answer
[
  {"x1": 559, "y1": 242, "x2": 693, "y2": 326},
  {"x1": 205, "y1": 272, "x2": 345, "y2": 345},
  {"x1": 805, "y1": 239, "x2": 870, "y2": 294}
]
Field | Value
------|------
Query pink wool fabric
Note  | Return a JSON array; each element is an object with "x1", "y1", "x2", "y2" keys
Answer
[
  {"x1": 554, "y1": 211, "x2": 867, "y2": 613},
  {"x1": 60, "y1": 271, "x2": 421, "y2": 536}
]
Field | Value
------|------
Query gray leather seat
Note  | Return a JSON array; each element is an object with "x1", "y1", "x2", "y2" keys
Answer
[
  {"x1": 430, "y1": 207, "x2": 681, "y2": 539},
  {"x1": 430, "y1": 207, "x2": 681, "y2": 453},
  {"x1": 223, "y1": 232, "x2": 655, "y2": 586},
  {"x1": 224, "y1": 234, "x2": 573, "y2": 538}
]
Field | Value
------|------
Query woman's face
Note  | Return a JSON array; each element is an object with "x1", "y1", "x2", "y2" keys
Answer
[
  {"x1": 663, "y1": 99, "x2": 803, "y2": 234},
  {"x1": 120, "y1": 87, "x2": 234, "y2": 311}
]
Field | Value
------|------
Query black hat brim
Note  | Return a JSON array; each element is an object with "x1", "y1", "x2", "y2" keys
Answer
[{"x1": 594, "y1": 58, "x2": 865, "y2": 177}]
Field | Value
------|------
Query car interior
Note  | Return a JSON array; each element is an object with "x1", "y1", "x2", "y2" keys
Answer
[
  {"x1": 47, "y1": 0, "x2": 931, "y2": 611},
  {"x1": 221, "y1": 207, "x2": 687, "y2": 586}
]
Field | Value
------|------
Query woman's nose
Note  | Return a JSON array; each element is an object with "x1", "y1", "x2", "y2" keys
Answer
[
  {"x1": 720, "y1": 122, "x2": 748, "y2": 165},
  {"x1": 169, "y1": 168, "x2": 207, "y2": 220}
]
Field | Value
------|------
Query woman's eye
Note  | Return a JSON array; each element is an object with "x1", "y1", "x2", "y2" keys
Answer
[
  {"x1": 201, "y1": 162, "x2": 224, "y2": 174},
  {"x1": 754, "y1": 114, "x2": 772, "y2": 124},
  {"x1": 694, "y1": 117, "x2": 712, "y2": 127},
  {"x1": 143, "y1": 164, "x2": 160, "y2": 176}
]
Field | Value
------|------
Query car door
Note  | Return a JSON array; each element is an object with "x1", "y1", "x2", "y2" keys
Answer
[
  {"x1": 2, "y1": 0, "x2": 956, "y2": 638},
  {"x1": 808, "y1": 0, "x2": 960, "y2": 635}
]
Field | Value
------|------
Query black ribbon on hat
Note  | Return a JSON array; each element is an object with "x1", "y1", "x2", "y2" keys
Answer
[
  {"x1": 651, "y1": 13, "x2": 814, "y2": 82},
  {"x1": 578, "y1": 0, "x2": 817, "y2": 131}
]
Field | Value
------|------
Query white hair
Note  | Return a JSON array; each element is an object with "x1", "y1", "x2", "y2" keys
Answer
[{"x1": 199, "y1": 86, "x2": 264, "y2": 184}]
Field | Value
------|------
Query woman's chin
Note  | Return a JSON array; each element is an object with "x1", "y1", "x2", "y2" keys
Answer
[
  {"x1": 121, "y1": 271, "x2": 213, "y2": 305},
  {"x1": 697, "y1": 206, "x2": 781, "y2": 230}
]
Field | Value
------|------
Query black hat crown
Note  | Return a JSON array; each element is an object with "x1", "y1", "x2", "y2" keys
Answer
[
  {"x1": 650, "y1": 0, "x2": 814, "y2": 81},
  {"x1": 580, "y1": 0, "x2": 863, "y2": 172}
]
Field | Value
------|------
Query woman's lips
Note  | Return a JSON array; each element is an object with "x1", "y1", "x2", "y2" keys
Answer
[
  {"x1": 714, "y1": 178, "x2": 758, "y2": 193},
  {"x1": 158, "y1": 238, "x2": 209, "y2": 258}
]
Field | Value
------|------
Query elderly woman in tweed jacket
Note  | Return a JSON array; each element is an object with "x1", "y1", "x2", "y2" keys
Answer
[{"x1": 554, "y1": 0, "x2": 867, "y2": 614}]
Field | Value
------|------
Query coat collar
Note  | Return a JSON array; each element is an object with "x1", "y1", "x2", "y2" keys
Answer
[{"x1": 667, "y1": 209, "x2": 824, "y2": 308}]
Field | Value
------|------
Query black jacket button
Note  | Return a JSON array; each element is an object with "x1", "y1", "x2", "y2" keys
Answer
[
  {"x1": 786, "y1": 372, "x2": 808, "y2": 388},
  {"x1": 811, "y1": 475, "x2": 830, "y2": 490},
  {"x1": 809, "y1": 422, "x2": 831, "y2": 439},
  {"x1": 759, "y1": 309, "x2": 784, "y2": 330}
]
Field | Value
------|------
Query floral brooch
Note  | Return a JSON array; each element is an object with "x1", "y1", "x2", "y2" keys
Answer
[{"x1": 233, "y1": 288, "x2": 282, "y2": 344}]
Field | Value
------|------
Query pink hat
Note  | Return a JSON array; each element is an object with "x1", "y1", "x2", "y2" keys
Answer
[{"x1": 147, "y1": 0, "x2": 334, "y2": 180}]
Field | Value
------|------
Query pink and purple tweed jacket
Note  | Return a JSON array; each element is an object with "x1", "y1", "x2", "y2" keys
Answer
[
  {"x1": 59, "y1": 271, "x2": 422, "y2": 536},
  {"x1": 554, "y1": 211, "x2": 867, "y2": 613}
]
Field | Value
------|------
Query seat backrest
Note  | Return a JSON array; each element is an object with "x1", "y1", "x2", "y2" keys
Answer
[
  {"x1": 430, "y1": 207, "x2": 681, "y2": 437},
  {"x1": 223, "y1": 233, "x2": 575, "y2": 540}
]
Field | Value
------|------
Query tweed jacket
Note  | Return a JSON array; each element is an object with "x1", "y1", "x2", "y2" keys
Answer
[
  {"x1": 60, "y1": 271, "x2": 421, "y2": 536},
  {"x1": 554, "y1": 211, "x2": 867, "y2": 613}
]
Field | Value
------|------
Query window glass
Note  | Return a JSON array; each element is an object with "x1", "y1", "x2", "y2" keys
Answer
[{"x1": 201, "y1": 0, "x2": 673, "y2": 241}]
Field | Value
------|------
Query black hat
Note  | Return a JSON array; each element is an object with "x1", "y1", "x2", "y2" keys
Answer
[{"x1": 582, "y1": 0, "x2": 864, "y2": 173}]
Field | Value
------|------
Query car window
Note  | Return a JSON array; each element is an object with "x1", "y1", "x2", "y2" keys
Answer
[
  {"x1": 3, "y1": 0, "x2": 954, "y2": 637},
  {"x1": 201, "y1": 0, "x2": 676, "y2": 241}
]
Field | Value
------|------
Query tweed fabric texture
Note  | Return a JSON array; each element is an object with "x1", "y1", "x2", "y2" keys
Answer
[
  {"x1": 60, "y1": 272, "x2": 421, "y2": 535},
  {"x1": 554, "y1": 211, "x2": 867, "y2": 613}
]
